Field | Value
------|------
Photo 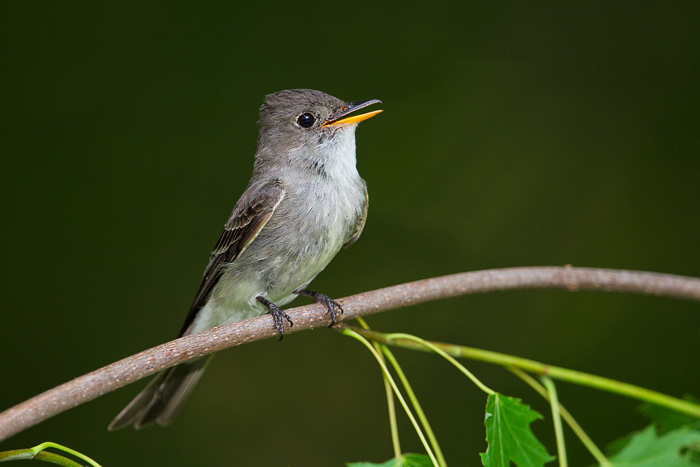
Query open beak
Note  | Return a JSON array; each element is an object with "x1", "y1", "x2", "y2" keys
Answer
[{"x1": 322, "y1": 99, "x2": 383, "y2": 127}]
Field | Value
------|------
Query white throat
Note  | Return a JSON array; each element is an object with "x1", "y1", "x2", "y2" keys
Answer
[{"x1": 317, "y1": 124, "x2": 360, "y2": 182}]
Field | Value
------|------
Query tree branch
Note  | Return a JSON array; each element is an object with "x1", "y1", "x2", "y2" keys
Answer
[{"x1": 2, "y1": 266, "x2": 699, "y2": 441}]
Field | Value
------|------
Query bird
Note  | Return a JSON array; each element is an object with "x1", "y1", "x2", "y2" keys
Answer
[{"x1": 108, "y1": 89, "x2": 382, "y2": 429}]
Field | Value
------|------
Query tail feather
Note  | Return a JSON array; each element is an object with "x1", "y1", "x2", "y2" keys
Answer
[{"x1": 108, "y1": 356, "x2": 212, "y2": 430}]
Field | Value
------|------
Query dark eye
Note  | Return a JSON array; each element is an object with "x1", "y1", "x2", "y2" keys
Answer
[{"x1": 297, "y1": 113, "x2": 315, "y2": 128}]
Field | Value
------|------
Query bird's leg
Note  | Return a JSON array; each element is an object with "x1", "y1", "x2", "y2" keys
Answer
[
  {"x1": 294, "y1": 289, "x2": 344, "y2": 326},
  {"x1": 256, "y1": 296, "x2": 293, "y2": 340}
]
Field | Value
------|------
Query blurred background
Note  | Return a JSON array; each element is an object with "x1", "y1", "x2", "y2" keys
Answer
[{"x1": 2, "y1": 2, "x2": 699, "y2": 465}]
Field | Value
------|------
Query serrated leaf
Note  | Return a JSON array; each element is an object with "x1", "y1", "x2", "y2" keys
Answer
[
  {"x1": 606, "y1": 431, "x2": 637, "y2": 457},
  {"x1": 609, "y1": 396, "x2": 700, "y2": 462},
  {"x1": 638, "y1": 395, "x2": 700, "y2": 434},
  {"x1": 480, "y1": 393, "x2": 555, "y2": 467},
  {"x1": 604, "y1": 425, "x2": 700, "y2": 467},
  {"x1": 347, "y1": 453, "x2": 433, "y2": 467}
]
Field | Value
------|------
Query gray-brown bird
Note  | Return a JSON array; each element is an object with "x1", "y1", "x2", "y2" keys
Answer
[{"x1": 109, "y1": 89, "x2": 382, "y2": 429}]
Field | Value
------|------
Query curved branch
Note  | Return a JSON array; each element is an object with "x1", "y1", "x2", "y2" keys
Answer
[{"x1": 1, "y1": 266, "x2": 699, "y2": 441}]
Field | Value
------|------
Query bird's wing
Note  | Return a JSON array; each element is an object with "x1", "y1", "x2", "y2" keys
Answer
[
  {"x1": 178, "y1": 179, "x2": 285, "y2": 336},
  {"x1": 343, "y1": 181, "x2": 368, "y2": 248}
]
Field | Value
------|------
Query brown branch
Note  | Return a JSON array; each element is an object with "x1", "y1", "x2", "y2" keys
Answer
[{"x1": 1, "y1": 266, "x2": 699, "y2": 441}]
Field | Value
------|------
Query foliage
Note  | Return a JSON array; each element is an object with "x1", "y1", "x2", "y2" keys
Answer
[
  {"x1": 344, "y1": 323, "x2": 700, "y2": 467},
  {"x1": 638, "y1": 395, "x2": 700, "y2": 434},
  {"x1": 5, "y1": 325, "x2": 699, "y2": 466},
  {"x1": 604, "y1": 425, "x2": 700, "y2": 467},
  {"x1": 480, "y1": 393, "x2": 554, "y2": 467}
]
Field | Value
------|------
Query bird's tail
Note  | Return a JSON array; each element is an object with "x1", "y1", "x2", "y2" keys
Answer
[{"x1": 108, "y1": 355, "x2": 212, "y2": 430}]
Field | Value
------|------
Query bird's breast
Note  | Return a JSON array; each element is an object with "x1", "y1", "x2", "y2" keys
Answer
[{"x1": 227, "y1": 173, "x2": 364, "y2": 293}]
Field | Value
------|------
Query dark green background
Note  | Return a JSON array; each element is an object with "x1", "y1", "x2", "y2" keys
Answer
[{"x1": 2, "y1": 3, "x2": 699, "y2": 465}]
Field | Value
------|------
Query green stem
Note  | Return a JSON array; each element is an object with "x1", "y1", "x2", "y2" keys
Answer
[
  {"x1": 0, "y1": 451, "x2": 83, "y2": 466},
  {"x1": 542, "y1": 377, "x2": 567, "y2": 467},
  {"x1": 385, "y1": 333, "x2": 495, "y2": 396},
  {"x1": 511, "y1": 368, "x2": 611, "y2": 467},
  {"x1": 348, "y1": 326, "x2": 700, "y2": 419},
  {"x1": 376, "y1": 341, "x2": 402, "y2": 462},
  {"x1": 0, "y1": 442, "x2": 101, "y2": 467},
  {"x1": 343, "y1": 328, "x2": 439, "y2": 467},
  {"x1": 381, "y1": 346, "x2": 447, "y2": 467},
  {"x1": 357, "y1": 318, "x2": 446, "y2": 467},
  {"x1": 357, "y1": 318, "x2": 403, "y2": 461}
]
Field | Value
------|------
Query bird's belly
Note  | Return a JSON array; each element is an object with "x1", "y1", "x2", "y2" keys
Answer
[
  {"x1": 265, "y1": 237, "x2": 341, "y2": 298},
  {"x1": 246, "y1": 222, "x2": 344, "y2": 300},
  {"x1": 191, "y1": 179, "x2": 363, "y2": 334},
  {"x1": 203, "y1": 220, "x2": 346, "y2": 324}
]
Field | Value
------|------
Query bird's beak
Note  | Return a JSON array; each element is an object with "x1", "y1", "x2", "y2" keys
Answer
[{"x1": 322, "y1": 99, "x2": 383, "y2": 127}]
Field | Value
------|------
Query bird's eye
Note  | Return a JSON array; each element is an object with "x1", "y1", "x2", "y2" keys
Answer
[{"x1": 297, "y1": 113, "x2": 316, "y2": 128}]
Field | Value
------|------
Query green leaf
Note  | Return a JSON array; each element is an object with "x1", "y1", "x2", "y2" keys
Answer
[
  {"x1": 638, "y1": 395, "x2": 700, "y2": 434},
  {"x1": 604, "y1": 425, "x2": 700, "y2": 467},
  {"x1": 347, "y1": 453, "x2": 433, "y2": 467},
  {"x1": 609, "y1": 395, "x2": 700, "y2": 461},
  {"x1": 480, "y1": 393, "x2": 554, "y2": 467}
]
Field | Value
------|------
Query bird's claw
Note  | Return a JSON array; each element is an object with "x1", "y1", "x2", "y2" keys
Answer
[
  {"x1": 256, "y1": 296, "x2": 293, "y2": 340},
  {"x1": 295, "y1": 289, "x2": 344, "y2": 326},
  {"x1": 319, "y1": 296, "x2": 344, "y2": 326}
]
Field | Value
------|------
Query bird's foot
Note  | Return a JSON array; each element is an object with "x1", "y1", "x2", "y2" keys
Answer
[
  {"x1": 295, "y1": 289, "x2": 344, "y2": 326},
  {"x1": 256, "y1": 296, "x2": 293, "y2": 340}
]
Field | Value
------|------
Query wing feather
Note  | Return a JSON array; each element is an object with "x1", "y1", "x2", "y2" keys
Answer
[
  {"x1": 178, "y1": 179, "x2": 285, "y2": 336},
  {"x1": 343, "y1": 182, "x2": 368, "y2": 248}
]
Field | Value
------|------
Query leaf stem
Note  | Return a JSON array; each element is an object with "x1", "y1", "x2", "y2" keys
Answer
[
  {"x1": 542, "y1": 377, "x2": 567, "y2": 467},
  {"x1": 510, "y1": 368, "x2": 611, "y2": 467},
  {"x1": 348, "y1": 326, "x2": 700, "y2": 419},
  {"x1": 356, "y1": 318, "x2": 447, "y2": 467},
  {"x1": 342, "y1": 328, "x2": 439, "y2": 467},
  {"x1": 376, "y1": 342, "x2": 402, "y2": 462},
  {"x1": 0, "y1": 442, "x2": 101, "y2": 467},
  {"x1": 384, "y1": 333, "x2": 495, "y2": 396},
  {"x1": 356, "y1": 318, "x2": 404, "y2": 462},
  {"x1": 381, "y1": 346, "x2": 447, "y2": 467}
]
